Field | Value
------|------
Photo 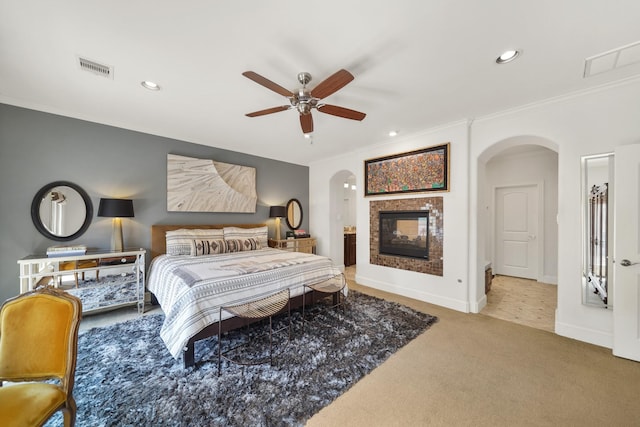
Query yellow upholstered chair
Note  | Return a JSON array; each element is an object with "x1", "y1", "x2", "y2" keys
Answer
[{"x1": 0, "y1": 286, "x2": 82, "y2": 427}]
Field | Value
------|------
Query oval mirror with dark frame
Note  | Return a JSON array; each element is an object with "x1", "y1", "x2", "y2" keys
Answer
[
  {"x1": 31, "y1": 181, "x2": 93, "y2": 241},
  {"x1": 285, "y1": 198, "x2": 303, "y2": 230}
]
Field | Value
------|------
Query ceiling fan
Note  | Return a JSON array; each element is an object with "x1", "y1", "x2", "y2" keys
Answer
[{"x1": 242, "y1": 69, "x2": 366, "y2": 134}]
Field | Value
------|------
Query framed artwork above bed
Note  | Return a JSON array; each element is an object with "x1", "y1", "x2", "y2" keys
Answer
[{"x1": 167, "y1": 154, "x2": 257, "y2": 212}]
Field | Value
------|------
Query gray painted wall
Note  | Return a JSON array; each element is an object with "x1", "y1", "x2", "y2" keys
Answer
[{"x1": 0, "y1": 104, "x2": 309, "y2": 303}]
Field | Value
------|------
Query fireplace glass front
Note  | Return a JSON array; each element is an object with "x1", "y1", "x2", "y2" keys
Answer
[{"x1": 379, "y1": 210, "x2": 429, "y2": 259}]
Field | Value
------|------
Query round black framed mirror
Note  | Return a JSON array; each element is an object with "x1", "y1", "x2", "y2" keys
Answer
[
  {"x1": 285, "y1": 198, "x2": 303, "y2": 230},
  {"x1": 31, "y1": 181, "x2": 93, "y2": 241}
]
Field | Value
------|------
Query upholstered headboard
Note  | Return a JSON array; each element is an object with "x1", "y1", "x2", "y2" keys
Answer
[{"x1": 150, "y1": 223, "x2": 267, "y2": 260}]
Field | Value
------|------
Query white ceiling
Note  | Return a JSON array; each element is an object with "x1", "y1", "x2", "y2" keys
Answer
[{"x1": 2, "y1": 1, "x2": 640, "y2": 166}]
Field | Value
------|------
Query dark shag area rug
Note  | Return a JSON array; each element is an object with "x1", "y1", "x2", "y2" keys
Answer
[{"x1": 48, "y1": 290, "x2": 437, "y2": 427}]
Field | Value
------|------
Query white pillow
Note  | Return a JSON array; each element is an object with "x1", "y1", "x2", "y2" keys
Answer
[
  {"x1": 165, "y1": 228, "x2": 224, "y2": 256},
  {"x1": 223, "y1": 226, "x2": 268, "y2": 248}
]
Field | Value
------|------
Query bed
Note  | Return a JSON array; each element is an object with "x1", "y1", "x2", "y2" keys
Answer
[{"x1": 147, "y1": 224, "x2": 344, "y2": 368}]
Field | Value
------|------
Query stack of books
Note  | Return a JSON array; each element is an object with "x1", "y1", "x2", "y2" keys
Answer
[
  {"x1": 46, "y1": 245, "x2": 87, "y2": 257},
  {"x1": 294, "y1": 229, "x2": 310, "y2": 238}
]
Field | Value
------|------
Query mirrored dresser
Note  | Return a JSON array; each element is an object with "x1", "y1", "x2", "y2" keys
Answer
[{"x1": 18, "y1": 248, "x2": 146, "y2": 315}]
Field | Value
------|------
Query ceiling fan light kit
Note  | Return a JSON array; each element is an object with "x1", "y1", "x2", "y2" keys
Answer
[{"x1": 243, "y1": 69, "x2": 366, "y2": 134}]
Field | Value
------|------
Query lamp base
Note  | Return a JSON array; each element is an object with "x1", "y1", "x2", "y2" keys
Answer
[
  {"x1": 111, "y1": 218, "x2": 124, "y2": 252},
  {"x1": 275, "y1": 218, "x2": 281, "y2": 240}
]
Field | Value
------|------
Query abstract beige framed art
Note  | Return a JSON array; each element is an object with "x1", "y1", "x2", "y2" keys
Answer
[{"x1": 166, "y1": 154, "x2": 257, "y2": 212}]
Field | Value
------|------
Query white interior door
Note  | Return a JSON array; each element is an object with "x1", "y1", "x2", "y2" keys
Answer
[
  {"x1": 613, "y1": 143, "x2": 640, "y2": 361},
  {"x1": 495, "y1": 184, "x2": 539, "y2": 280}
]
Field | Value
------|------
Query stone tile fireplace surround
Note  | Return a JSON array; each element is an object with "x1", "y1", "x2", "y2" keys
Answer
[{"x1": 370, "y1": 197, "x2": 443, "y2": 276}]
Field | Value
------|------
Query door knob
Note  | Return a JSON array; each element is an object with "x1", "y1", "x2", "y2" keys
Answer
[{"x1": 620, "y1": 259, "x2": 639, "y2": 267}]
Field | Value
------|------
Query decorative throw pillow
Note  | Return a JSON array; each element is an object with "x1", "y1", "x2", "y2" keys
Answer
[
  {"x1": 223, "y1": 226, "x2": 268, "y2": 248},
  {"x1": 192, "y1": 239, "x2": 228, "y2": 256},
  {"x1": 165, "y1": 228, "x2": 224, "y2": 256},
  {"x1": 225, "y1": 238, "x2": 261, "y2": 253}
]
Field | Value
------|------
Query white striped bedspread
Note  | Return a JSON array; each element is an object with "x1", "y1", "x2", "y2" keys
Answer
[{"x1": 147, "y1": 248, "x2": 344, "y2": 359}]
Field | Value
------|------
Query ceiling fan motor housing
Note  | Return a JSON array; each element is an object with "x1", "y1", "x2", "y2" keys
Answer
[{"x1": 294, "y1": 88, "x2": 317, "y2": 114}]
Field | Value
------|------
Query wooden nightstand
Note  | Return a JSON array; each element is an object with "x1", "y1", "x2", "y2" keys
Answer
[{"x1": 268, "y1": 237, "x2": 316, "y2": 254}]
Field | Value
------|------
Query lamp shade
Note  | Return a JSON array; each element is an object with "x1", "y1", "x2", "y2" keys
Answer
[
  {"x1": 98, "y1": 198, "x2": 134, "y2": 218},
  {"x1": 269, "y1": 205, "x2": 286, "y2": 218}
]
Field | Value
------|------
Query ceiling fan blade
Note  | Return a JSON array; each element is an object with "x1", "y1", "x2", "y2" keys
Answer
[
  {"x1": 310, "y1": 69, "x2": 354, "y2": 99},
  {"x1": 317, "y1": 104, "x2": 366, "y2": 121},
  {"x1": 245, "y1": 105, "x2": 290, "y2": 117},
  {"x1": 242, "y1": 71, "x2": 294, "y2": 97},
  {"x1": 300, "y1": 113, "x2": 313, "y2": 134}
]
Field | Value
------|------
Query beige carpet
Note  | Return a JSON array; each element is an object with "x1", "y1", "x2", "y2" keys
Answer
[{"x1": 307, "y1": 271, "x2": 640, "y2": 426}]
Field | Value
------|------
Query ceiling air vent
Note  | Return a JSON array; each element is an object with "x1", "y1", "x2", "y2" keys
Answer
[
  {"x1": 77, "y1": 56, "x2": 113, "y2": 79},
  {"x1": 584, "y1": 40, "x2": 640, "y2": 78}
]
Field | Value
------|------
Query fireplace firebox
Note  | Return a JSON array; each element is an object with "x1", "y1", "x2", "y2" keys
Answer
[{"x1": 379, "y1": 210, "x2": 429, "y2": 259}]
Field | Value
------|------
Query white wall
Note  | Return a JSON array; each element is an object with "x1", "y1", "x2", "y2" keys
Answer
[
  {"x1": 310, "y1": 76, "x2": 640, "y2": 351},
  {"x1": 310, "y1": 122, "x2": 471, "y2": 312},
  {"x1": 471, "y1": 77, "x2": 640, "y2": 348}
]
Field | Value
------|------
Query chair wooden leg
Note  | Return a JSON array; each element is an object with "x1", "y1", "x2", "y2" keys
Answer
[{"x1": 62, "y1": 396, "x2": 76, "y2": 427}]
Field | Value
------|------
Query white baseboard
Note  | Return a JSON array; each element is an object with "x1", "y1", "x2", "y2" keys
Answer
[
  {"x1": 355, "y1": 274, "x2": 469, "y2": 313},
  {"x1": 542, "y1": 275, "x2": 558, "y2": 285},
  {"x1": 470, "y1": 294, "x2": 487, "y2": 313},
  {"x1": 555, "y1": 319, "x2": 613, "y2": 349}
]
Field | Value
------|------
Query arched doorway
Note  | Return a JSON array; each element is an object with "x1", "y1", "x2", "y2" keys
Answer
[
  {"x1": 329, "y1": 170, "x2": 357, "y2": 272},
  {"x1": 477, "y1": 137, "x2": 559, "y2": 332}
]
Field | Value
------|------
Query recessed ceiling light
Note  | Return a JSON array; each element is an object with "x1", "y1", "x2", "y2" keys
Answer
[
  {"x1": 496, "y1": 50, "x2": 521, "y2": 64},
  {"x1": 388, "y1": 130, "x2": 398, "y2": 137},
  {"x1": 141, "y1": 81, "x2": 160, "y2": 90},
  {"x1": 304, "y1": 133, "x2": 311, "y2": 139}
]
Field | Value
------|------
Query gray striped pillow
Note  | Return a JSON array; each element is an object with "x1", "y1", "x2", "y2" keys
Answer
[{"x1": 223, "y1": 226, "x2": 268, "y2": 248}]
